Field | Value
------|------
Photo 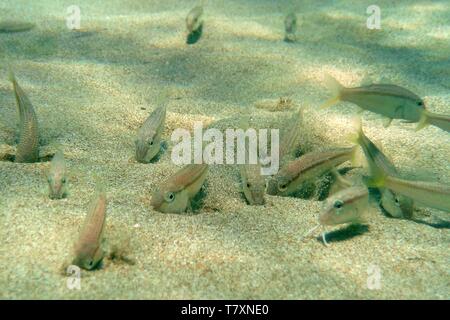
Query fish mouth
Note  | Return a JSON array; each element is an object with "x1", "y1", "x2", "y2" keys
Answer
[
  {"x1": 135, "y1": 147, "x2": 150, "y2": 163},
  {"x1": 150, "y1": 190, "x2": 164, "y2": 210},
  {"x1": 251, "y1": 195, "x2": 265, "y2": 205},
  {"x1": 49, "y1": 187, "x2": 65, "y2": 199},
  {"x1": 318, "y1": 212, "x2": 332, "y2": 226},
  {"x1": 136, "y1": 144, "x2": 160, "y2": 163}
]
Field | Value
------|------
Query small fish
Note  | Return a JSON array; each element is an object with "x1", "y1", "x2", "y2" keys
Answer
[
  {"x1": 0, "y1": 21, "x2": 35, "y2": 33},
  {"x1": 284, "y1": 12, "x2": 297, "y2": 42},
  {"x1": 135, "y1": 104, "x2": 166, "y2": 163},
  {"x1": 72, "y1": 186, "x2": 107, "y2": 270},
  {"x1": 240, "y1": 164, "x2": 266, "y2": 205},
  {"x1": 351, "y1": 117, "x2": 414, "y2": 218},
  {"x1": 319, "y1": 186, "x2": 369, "y2": 226},
  {"x1": 47, "y1": 150, "x2": 68, "y2": 199},
  {"x1": 319, "y1": 186, "x2": 369, "y2": 245},
  {"x1": 366, "y1": 173, "x2": 450, "y2": 213},
  {"x1": 279, "y1": 109, "x2": 302, "y2": 164},
  {"x1": 267, "y1": 147, "x2": 357, "y2": 196},
  {"x1": 302, "y1": 185, "x2": 369, "y2": 246},
  {"x1": 151, "y1": 164, "x2": 208, "y2": 213},
  {"x1": 186, "y1": 5, "x2": 204, "y2": 34},
  {"x1": 321, "y1": 75, "x2": 425, "y2": 127},
  {"x1": 10, "y1": 71, "x2": 39, "y2": 163}
]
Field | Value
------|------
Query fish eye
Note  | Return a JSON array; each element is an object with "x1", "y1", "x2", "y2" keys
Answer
[
  {"x1": 148, "y1": 140, "x2": 154, "y2": 146},
  {"x1": 164, "y1": 192, "x2": 175, "y2": 202},
  {"x1": 394, "y1": 197, "x2": 400, "y2": 205},
  {"x1": 278, "y1": 183, "x2": 287, "y2": 191},
  {"x1": 88, "y1": 260, "x2": 94, "y2": 268},
  {"x1": 417, "y1": 101, "x2": 423, "y2": 106},
  {"x1": 333, "y1": 200, "x2": 344, "y2": 209},
  {"x1": 246, "y1": 183, "x2": 251, "y2": 188}
]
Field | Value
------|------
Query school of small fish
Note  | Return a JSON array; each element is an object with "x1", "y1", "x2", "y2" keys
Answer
[{"x1": 0, "y1": 3, "x2": 449, "y2": 272}]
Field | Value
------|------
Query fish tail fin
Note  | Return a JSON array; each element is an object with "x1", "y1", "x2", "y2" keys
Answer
[
  {"x1": 8, "y1": 68, "x2": 16, "y2": 83},
  {"x1": 362, "y1": 166, "x2": 386, "y2": 188},
  {"x1": 415, "y1": 111, "x2": 430, "y2": 131},
  {"x1": 347, "y1": 116, "x2": 366, "y2": 167},
  {"x1": 348, "y1": 116, "x2": 364, "y2": 145},
  {"x1": 92, "y1": 175, "x2": 106, "y2": 195},
  {"x1": 320, "y1": 74, "x2": 344, "y2": 109}
]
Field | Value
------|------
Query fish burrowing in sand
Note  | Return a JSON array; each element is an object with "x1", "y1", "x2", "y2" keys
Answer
[
  {"x1": 47, "y1": 149, "x2": 68, "y2": 199},
  {"x1": 284, "y1": 12, "x2": 297, "y2": 42},
  {"x1": 267, "y1": 147, "x2": 358, "y2": 197},
  {"x1": 240, "y1": 164, "x2": 266, "y2": 205},
  {"x1": 186, "y1": 3, "x2": 204, "y2": 44},
  {"x1": 10, "y1": 71, "x2": 39, "y2": 163},
  {"x1": 151, "y1": 164, "x2": 208, "y2": 213},
  {"x1": 135, "y1": 104, "x2": 166, "y2": 163},
  {"x1": 72, "y1": 185, "x2": 107, "y2": 270}
]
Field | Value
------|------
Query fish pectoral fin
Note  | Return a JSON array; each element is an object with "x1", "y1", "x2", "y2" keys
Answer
[
  {"x1": 415, "y1": 113, "x2": 429, "y2": 131},
  {"x1": 319, "y1": 96, "x2": 340, "y2": 110},
  {"x1": 382, "y1": 117, "x2": 393, "y2": 128}
]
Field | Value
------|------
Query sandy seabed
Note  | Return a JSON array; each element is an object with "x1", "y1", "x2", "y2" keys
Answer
[{"x1": 0, "y1": 0, "x2": 449, "y2": 299}]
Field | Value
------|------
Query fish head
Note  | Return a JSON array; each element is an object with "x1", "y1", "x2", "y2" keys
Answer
[
  {"x1": 243, "y1": 179, "x2": 266, "y2": 205},
  {"x1": 319, "y1": 186, "x2": 368, "y2": 226},
  {"x1": 135, "y1": 135, "x2": 160, "y2": 163},
  {"x1": 47, "y1": 171, "x2": 68, "y2": 199},
  {"x1": 266, "y1": 173, "x2": 292, "y2": 196},
  {"x1": 72, "y1": 243, "x2": 103, "y2": 270},
  {"x1": 151, "y1": 186, "x2": 189, "y2": 213},
  {"x1": 381, "y1": 189, "x2": 414, "y2": 219}
]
